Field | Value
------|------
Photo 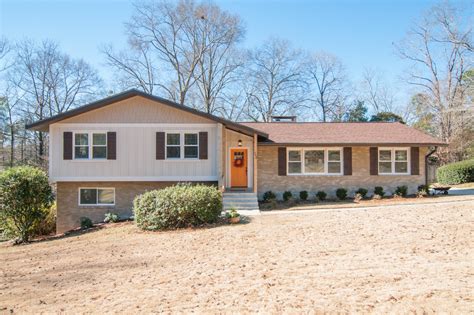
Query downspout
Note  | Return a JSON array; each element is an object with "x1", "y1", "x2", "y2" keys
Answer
[{"x1": 425, "y1": 146, "x2": 438, "y2": 186}]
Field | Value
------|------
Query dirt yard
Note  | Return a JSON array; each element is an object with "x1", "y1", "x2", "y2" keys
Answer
[{"x1": 1, "y1": 199, "x2": 473, "y2": 313}]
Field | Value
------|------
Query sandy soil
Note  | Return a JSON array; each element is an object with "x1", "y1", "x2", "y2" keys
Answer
[{"x1": 1, "y1": 199, "x2": 473, "y2": 314}]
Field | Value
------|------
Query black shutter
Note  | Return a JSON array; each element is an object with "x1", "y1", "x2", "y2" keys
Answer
[
  {"x1": 411, "y1": 147, "x2": 419, "y2": 175},
  {"x1": 343, "y1": 147, "x2": 352, "y2": 175},
  {"x1": 156, "y1": 132, "x2": 165, "y2": 160},
  {"x1": 107, "y1": 132, "x2": 116, "y2": 160},
  {"x1": 63, "y1": 132, "x2": 73, "y2": 160},
  {"x1": 369, "y1": 147, "x2": 378, "y2": 175},
  {"x1": 199, "y1": 132, "x2": 208, "y2": 160},
  {"x1": 278, "y1": 147, "x2": 286, "y2": 176}
]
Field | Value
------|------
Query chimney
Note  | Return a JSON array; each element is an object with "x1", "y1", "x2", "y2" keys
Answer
[{"x1": 270, "y1": 115, "x2": 297, "y2": 122}]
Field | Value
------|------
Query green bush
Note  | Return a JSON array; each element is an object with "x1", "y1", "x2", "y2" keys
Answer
[
  {"x1": 80, "y1": 217, "x2": 93, "y2": 229},
  {"x1": 104, "y1": 212, "x2": 120, "y2": 223},
  {"x1": 355, "y1": 188, "x2": 368, "y2": 198},
  {"x1": 133, "y1": 183, "x2": 222, "y2": 230},
  {"x1": 395, "y1": 185, "x2": 408, "y2": 197},
  {"x1": 31, "y1": 202, "x2": 57, "y2": 237},
  {"x1": 299, "y1": 190, "x2": 308, "y2": 201},
  {"x1": 262, "y1": 191, "x2": 276, "y2": 202},
  {"x1": 374, "y1": 186, "x2": 385, "y2": 197},
  {"x1": 316, "y1": 191, "x2": 327, "y2": 201},
  {"x1": 282, "y1": 191, "x2": 292, "y2": 201},
  {"x1": 336, "y1": 188, "x2": 348, "y2": 200},
  {"x1": 437, "y1": 159, "x2": 474, "y2": 185},
  {"x1": 0, "y1": 166, "x2": 53, "y2": 243}
]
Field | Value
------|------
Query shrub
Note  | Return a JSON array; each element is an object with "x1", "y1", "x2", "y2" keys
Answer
[
  {"x1": 395, "y1": 185, "x2": 408, "y2": 197},
  {"x1": 418, "y1": 184, "x2": 430, "y2": 193},
  {"x1": 316, "y1": 191, "x2": 327, "y2": 201},
  {"x1": 80, "y1": 217, "x2": 93, "y2": 229},
  {"x1": 299, "y1": 190, "x2": 308, "y2": 201},
  {"x1": 437, "y1": 159, "x2": 474, "y2": 185},
  {"x1": 355, "y1": 188, "x2": 368, "y2": 198},
  {"x1": 133, "y1": 183, "x2": 222, "y2": 230},
  {"x1": 31, "y1": 202, "x2": 57, "y2": 237},
  {"x1": 374, "y1": 186, "x2": 385, "y2": 197},
  {"x1": 262, "y1": 191, "x2": 276, "y2": 202},
  {"x1": 372, "y1": 194, "x2": 382, "y2": 200},
  {"x1": 0, "y1": 166, "x2": 54, "y2": 243},
  {"x1": 354, "y1": 193, "x2": 363, "y2": 203},
  {"x1": 104, "y1": 212, "x2": 120, "y2": 223},
  {"x1": 336, "y1": 188, "x2": 348, "y2": 200},
  {"x1": 416, "y1": 190, "x2": 427, "y2": 198},
  {"x1": 226, "y1": 208, "x2": 240, "y2": 219},
  {"x1": 282, "y1": 191, "x2": 293, "y2": 202}
]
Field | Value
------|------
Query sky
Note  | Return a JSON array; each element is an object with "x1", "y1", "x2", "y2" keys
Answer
[{"x1": 0, "y1": 0, "x2": 472, "y2": 108}]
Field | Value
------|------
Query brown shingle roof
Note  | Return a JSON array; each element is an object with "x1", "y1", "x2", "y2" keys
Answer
[{"x1": 240, "y1": 122, "x2": 446, "y2": 146}]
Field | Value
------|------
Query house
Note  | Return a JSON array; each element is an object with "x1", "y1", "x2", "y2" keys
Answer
[{"x1": 27, "y1": 90, "x2": 446, "y2": 233}]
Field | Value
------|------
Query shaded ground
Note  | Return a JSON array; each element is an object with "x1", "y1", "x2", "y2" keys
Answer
[{"x1": 1, "y1": 199, "x2": 473, "y2": 313}]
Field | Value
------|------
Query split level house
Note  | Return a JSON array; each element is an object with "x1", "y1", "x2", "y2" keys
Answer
[{"x1": 27, "y1": 90, "x2": 446, "y2": 233}]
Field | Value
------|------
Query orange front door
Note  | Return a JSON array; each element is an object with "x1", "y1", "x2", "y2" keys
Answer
[{"x1": 230, "y1": 148, "x2": 248, "y2": 188}]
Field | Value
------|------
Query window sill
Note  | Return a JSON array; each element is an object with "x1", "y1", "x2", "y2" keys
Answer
[
  {"x1": 164, "y1": 158, "x2": 201, "y2": 162},
  {"x1": 287, "y1": 173, "x2": 344, "y2": 176},
  {"x1": 71, "y1": 159, "x2": 110, "y2": 162},
  {"x1": 378, "y1": 173, "x2": 411, "y2": 176},
  {"x1": 78, "y1": 204, "x2": 115, "y2": 207}
]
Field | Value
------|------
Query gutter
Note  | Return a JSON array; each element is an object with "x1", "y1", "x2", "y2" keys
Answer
[{"x1": 425, "y1": 146, "x2": 438, "y2": 186}]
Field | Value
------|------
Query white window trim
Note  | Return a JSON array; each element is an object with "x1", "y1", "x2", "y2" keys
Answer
[
  {"x1": 78, "y1": 187, "x2": 115, "y2": 206},
  {"x1": 287, "y1": 147, "x2": 343, "y2": 176},
  {"x1": 73, "y1": 131, "x2": 107, "y2": 160},
  {"x1": 165, "y1": 132, "x2": 199, "y2": 160},
  {"x1": 378, "y1": 147, "x2": 410, "y2": 175}
]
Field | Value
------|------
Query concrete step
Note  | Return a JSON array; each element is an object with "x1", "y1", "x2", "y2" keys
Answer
[{"x1": 223, "y1": 191, "x2": 260, "y2": 212}]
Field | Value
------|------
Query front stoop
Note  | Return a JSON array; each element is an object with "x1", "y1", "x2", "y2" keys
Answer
[{"x1": 223, "y1": 192, "x2": 260, "y2": 215}]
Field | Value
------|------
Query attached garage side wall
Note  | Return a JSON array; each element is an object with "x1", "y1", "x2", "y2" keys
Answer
[
  {"x1": 56, "y1": 181, "x2": 217, "y2": 234},
  {"x1": 256, "y1": 146, "x2": 428, "y2": 200}
]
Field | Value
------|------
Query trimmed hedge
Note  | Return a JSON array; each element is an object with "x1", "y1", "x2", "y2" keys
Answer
[
  {"x1": 0, "y1": 166, "x2": 53, "y2": 242},
  {"x1": 437, "y1": 159, "x2": 474, "y2": 185},
  {"x1": 133, "y1": 184, "x2": 222, "y2": 230}
]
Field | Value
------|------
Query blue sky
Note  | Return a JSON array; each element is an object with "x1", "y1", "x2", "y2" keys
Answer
[{"x1": 0, "y1": 0, "x2": 471, "y2": 107}]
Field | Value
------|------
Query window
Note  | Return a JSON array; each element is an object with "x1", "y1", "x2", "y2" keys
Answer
[
  {"x1": 79, "y1": 188, "x2": 115, "y2": 206},
  {"x1": 288, "y1": 148, "x2": 342, "y2": 175},
  {"x1": 165, "y1": 132, "x2": 200, "y2": 159},
  {"x1": 74, "y1": 133, "x2": 89, "y2": 159},
  {"x1": 304, "y1": 150, "x2": 324, "y2": 173},
  {"x1": 184, "y1": 133, "x2": 198, "y2": 158},
  {"x1": 378, "y1": 148, "x2": 409, "y2": 174},
  {"x1": 328, "y1": 150, "x2": 342, "y2": 173},
  {"x1": 74, "y1": 132, "x2": 107, "y2": 160},
  {"x1": 92, "y1": 133, "x2": 107, "y2": 159},
  {"x1": 166, "y1": 133, "x2": 181, "y2": 158},
  {"x1": 288, "y1": 150, "x2": 302, "y2": 174}
]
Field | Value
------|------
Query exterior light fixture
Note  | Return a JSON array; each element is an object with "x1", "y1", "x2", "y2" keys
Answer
[{"x1": 238, "y1": 139, "x2": 242, "y2": 147}]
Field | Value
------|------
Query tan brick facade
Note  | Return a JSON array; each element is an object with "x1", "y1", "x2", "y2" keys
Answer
[
  {"x1": 256, "y1": 146, "x2": 428, "y2": 200},
  {"x1": 56, "y1": 181, "x2": 216, "y2": 233}
]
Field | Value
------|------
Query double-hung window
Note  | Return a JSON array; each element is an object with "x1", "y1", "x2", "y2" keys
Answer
[
  {"x1": 166, "y1": 133, "x2": 181, "y2": 159},
  {"x1": 166, "y1": 132, "x2": 199, "y2": 159},
  {"x1": 79, "y1": 188, "x2": 115, "y2": 206},
  {"x1": 288, "y1": 148, "x2": 342, "y2": 175},
  {"x1": 184, "y1": 133, "x2": 198, "y2": 158},
  {"x1": 74, "y1": 132, "x2": 107, "y2": 160},
  {"x1": 378, "y1": 148, "x2": 409, "y2": 175}
]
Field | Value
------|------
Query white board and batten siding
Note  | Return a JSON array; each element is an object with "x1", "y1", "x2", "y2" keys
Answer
[{"x1": 48, "y1": 96, "x2": 220, "y2": 182}]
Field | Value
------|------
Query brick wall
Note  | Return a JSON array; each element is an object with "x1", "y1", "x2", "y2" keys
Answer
[
  {"x1": 56, "y1": 181, "x2": 216, "y2": 234},
  {"x1": 257, "y1": 146, "x2": 428, "y2": 200}
]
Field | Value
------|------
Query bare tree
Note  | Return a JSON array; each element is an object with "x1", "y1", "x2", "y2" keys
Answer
[
  {"x1": 102, "y1": 41, "x2": 160, "y2": 94},
  {"x1": 360, "y1": 68, "x2": 396, "y2": 113},
  {"x1": 396, "y1": 2, "x2": 473, "y2": 162},
  {"x1": 8, "y1": 40, "x2": 103, "y2": 165},
  {"x1": 192, "y1": 2, "x2": 244, "y2": 114},
  {"x1": 123, "y1": 0, "x2": 212, "y2": 104},
  {"x1": 244, "y1": 38, "x2": 306, "y2": 122},
  {"x1": 305, "y1": 52, "x2": 349, "y2": 122}
]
